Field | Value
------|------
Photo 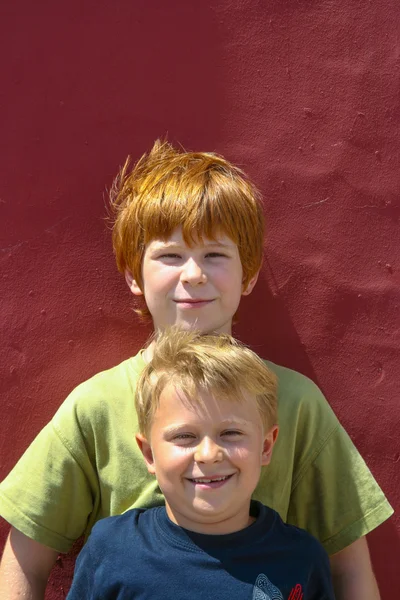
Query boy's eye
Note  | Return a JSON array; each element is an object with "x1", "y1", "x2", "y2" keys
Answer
[
  {"x1": 173, "y1": 433, "x2": 196, "y2": 441},
  {"x1": 205, "y1": 252, "x2": 227, "y2": 258},
  {"x1": 159, "y1": 253, "x2": 181, "y2": 259},
  {"x1": 221, "y1": 430, "x2": 243, "y2": 438}
]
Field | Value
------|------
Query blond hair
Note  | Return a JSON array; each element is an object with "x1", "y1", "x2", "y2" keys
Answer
[
  {"x1": 135, "y1": 327, "x2": 277, "y2": 438},
  {"x1": 110, "y1": 140, "x2": 264, "y2": 318}
]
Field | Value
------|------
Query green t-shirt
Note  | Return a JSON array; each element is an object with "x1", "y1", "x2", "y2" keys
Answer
[{"x1": 0, "y1": 352, "x2": 392, "y2": 555}]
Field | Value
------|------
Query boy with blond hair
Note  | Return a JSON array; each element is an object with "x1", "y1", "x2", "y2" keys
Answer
[
  {"x1": 67, "y1": 327, "x2": 335, "y2": 599},
  {"x1": 0, "y1": 140, "x2": 392, "y2": 599}
]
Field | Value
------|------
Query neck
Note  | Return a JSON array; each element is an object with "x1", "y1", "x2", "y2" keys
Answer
[
  {"x1": 145, "y1": 324, "x2": 234, "y2": 362},
  {"x1": 165, "y1": 502, "x2": 255, "y2": 535},
  {"x1": 143, "y1": 343, "x2": 154, "y2": 363}
]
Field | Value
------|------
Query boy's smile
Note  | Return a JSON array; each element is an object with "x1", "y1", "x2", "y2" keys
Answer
[
  {"x1": 137, "y1": 383, "x2": 277, "y2": 535},
  {"x1": 126, "y1": 227, "x2": 258, "y2": 335}
]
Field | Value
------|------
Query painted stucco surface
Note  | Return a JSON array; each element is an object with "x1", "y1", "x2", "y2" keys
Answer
[{"x1": 0, "y1": 1, "x2": 399, "y2": 598}]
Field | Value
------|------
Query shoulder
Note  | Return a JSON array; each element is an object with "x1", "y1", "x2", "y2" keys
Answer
[
  {"x1": 271, "y1": 508, "x2": 329, "y2": 560},
  {"x1": 48, "y1": 351, "x2": 146, "y2": 462},
  {"x1": 264, "y1": 359, "x2": 339, "y2": 447},
  {"x1": 265, "y1": 359, "x2": 331, "y2": 407},
  {"x1": 69, "y1": 352, "x2": 145, "y2": 404},
  {"x1": 53, "y1": 352, "x2": 146, "y2": 423},
  {"x1": 88, "y1": 507, "x2": 148, "y2": 544}
]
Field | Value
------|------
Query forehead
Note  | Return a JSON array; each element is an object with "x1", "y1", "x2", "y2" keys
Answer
[
  {"x1": 153, "y1": 382, "x2": 261, "y2": 427},
  {"x1": 145, "y1": 227, "x2": 238, "y2": 250}
]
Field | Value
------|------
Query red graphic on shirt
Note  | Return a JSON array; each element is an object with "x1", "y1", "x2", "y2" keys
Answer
[{"x1": 288, "y1": 583, "x2": 303, "y2": 600}]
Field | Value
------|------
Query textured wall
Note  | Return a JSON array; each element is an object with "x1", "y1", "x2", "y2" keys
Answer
[{"x1": 1, "y1": 1, "x2": 399, "y2": 598}]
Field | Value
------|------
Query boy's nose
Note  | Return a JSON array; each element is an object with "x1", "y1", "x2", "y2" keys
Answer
[
  {"x1": 194, "y1": 437, "x2": 224, "y2": 463},
  {"x1": 181, "y1": 258, "x2": 207, "y2": 285}
]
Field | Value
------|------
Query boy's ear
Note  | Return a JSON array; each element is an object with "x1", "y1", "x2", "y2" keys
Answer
[
  {"x1": 125, "y1": 270, "x2": 143, "y2": 297},
  {"x1": 136, "y1": 434, "x2": 156, "y2": 475},
  {"x1": 242, "y1": 271, "x2": 259, "y2": 296},
  {"x1": 261, "y1": 425, "x2": 279, "y2": 466}
]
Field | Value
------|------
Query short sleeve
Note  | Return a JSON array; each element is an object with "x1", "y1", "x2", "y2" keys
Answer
[
  {"x1": 260, "y1": 361, "x2": 393, "y2": 555},
  {"x1": 0, "y1": 411, "x2": 98, "y2": 552},
  {"x1": 287, "y1": 420, "x2": 393, "y2": 555},
  {"x1": 0, "y1": 354, "x2": 151, "y2": 553}
]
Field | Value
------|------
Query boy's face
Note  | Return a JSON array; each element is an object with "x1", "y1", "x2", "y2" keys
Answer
[
  {"x1": 137, "y1": 383, "x2": 278, "y2": 535},
  {"x1": 126, "y1": 227, "x2": 258, "y2": 334}
]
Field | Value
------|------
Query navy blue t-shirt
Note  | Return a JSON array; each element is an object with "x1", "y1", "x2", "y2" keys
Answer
[{"x1": 67, "y1": 501, "x2": 334, "y2": 599}]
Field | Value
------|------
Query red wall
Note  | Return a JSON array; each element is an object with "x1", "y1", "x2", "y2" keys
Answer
[{"x1": 1, "y1": 1, "x2": 399, "y2": 598}]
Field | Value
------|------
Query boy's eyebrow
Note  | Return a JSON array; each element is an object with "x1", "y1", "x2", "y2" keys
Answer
[
  {"x1": 161, "y1": 424, "x2": 192, "y2": 437},
  {"x1": 161, "y1": 418, "x2": 252, "y2": 435}
]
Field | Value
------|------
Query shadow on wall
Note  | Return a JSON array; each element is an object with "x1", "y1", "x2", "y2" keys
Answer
[{"x1": 234, "y1": 266, "x2": 317, "y2": 379}]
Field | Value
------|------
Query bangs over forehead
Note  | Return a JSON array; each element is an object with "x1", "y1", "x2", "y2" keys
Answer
[
  {"x1": 110, "y1": 140, "x2": 264, "y2": 291},
  {"x1": 136, "y1": 161, "x2": 259, "y2": 248},
  {"x1": 153, "y1": 372, "x2": 251, "y2": 421}
]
